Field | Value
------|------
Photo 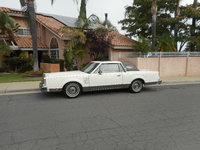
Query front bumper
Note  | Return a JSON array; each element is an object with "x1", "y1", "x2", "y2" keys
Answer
[{"x1": 39, "y1": 82, "x2": 47, "y2": 92}]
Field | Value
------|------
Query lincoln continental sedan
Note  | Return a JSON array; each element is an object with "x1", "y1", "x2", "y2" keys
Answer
[{"x1": 40, "y1": 61, "x2": 162, "y2": 98}]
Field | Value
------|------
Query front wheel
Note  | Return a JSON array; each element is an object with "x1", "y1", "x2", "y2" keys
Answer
[
  {"x1": 64, "y1": 82, "x2": 81, "y2": 98},
  {"x1": 130, "y1": 80, "x2": 143, "y2": 93}
]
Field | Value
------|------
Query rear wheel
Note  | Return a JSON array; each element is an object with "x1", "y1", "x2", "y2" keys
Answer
[
  {"x1": 130, "y1": 80, "x2": 143, "y2": 93},
  {"x1": 64, "y1": 82, "x2": 81, "y2": 98}
]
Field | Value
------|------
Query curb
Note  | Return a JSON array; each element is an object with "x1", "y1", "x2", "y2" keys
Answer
[
  {"x1": 161, "y1": 81, "x2": 200, "y2": 85},
  {"x1": 0, "y1": 88, "x2": 40, "y2": 94}
]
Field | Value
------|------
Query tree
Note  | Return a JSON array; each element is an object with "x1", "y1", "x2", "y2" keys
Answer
[
  {"x1": 151, "y1": 0, "x2": 158, "y2": 51},
  {"x1": 119, "y1": 0, "x2": 152, "y2": 38},
  {"x1": 133, "y1": 37, "x2": 151, "y2": 53},
  {"x1": 0, "y1": 41, "x2": 12, "y2": 56},
  {"x1": 59, "y1": 27, "x2": 87, "y2": 70},
  {"x1": 180, "y1": 0, "x2": 200, "y2": 51},
  {"x1": 191, "y1": 0, "x2": 198, "y2": 51},
  {"x1": 86, "y1": 28, "x2": 114, "y2": 60},
  {"x1": 20, "y1": 0, "x2": 39, "y2": 71},
  {"x1": 0, "y1": 11, "x2": 19, "y2": 40},
  {"x1": 77, "y1": 0, "x2": 87, "y2": 27},
  {"x1": 119, "y1": 0, "x2": 196, "y2": 52},
  {"x1": 174, "y1": 0, "x2": 181, "y2": 50},
  {"x1": 156, "y1": 33, "x2": 176, "y2": 51}
]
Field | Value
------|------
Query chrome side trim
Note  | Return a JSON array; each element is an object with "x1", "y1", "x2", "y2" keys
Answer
[{"x1": 82, "y1": 84, "x2": 130, "y2": 92}]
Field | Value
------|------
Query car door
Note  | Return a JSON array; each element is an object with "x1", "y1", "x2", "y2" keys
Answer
[{"x1": 89, "y1": 63, "x2": 123, "y2": 88}]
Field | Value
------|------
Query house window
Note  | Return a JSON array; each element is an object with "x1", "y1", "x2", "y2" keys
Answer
[
  {"x1": 50, "y1": 38, "x2": 59, "y2": 59},
  {"x1": 16, "y1": 28, "x2": 31, "y2": 36}
]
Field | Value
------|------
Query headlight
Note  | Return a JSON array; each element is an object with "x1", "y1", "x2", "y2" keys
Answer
[{"x1": 43, "y1": 78, "x2": 46, "y2": 86}]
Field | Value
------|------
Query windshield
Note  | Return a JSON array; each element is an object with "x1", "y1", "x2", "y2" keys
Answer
[{"x1": 81, "y1": 62, "x2": 99, "y2": 73}]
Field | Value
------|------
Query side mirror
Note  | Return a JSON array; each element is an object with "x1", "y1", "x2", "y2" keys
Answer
[{"x1": 98, "y1": 70, "x2": 102, "y2": 75}]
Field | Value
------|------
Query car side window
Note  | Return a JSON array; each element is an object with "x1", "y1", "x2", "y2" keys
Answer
[{"x1": 100, "y1": 64, "x2": 120, "y2": 73}]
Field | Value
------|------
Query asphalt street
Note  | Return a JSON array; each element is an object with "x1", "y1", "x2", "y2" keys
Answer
[{"x1": 0, "y1": 84, "x2": 200, "y2": 150}]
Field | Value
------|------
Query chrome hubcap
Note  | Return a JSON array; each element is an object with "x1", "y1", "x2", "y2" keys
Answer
[
  {"x1": 68, "y1": 86, "x2": 77, "y2": 94},
  {"x1": 132, "y1": 81, "x2": 142, "y2": 92},
  {"x1": 66, "y1": 83, "x2": 80, "y2": 97},
  {"x1": 133, "y1": 82, "x2": 140, "y2": 90}
]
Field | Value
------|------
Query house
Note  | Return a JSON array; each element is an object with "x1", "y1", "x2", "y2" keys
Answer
[{"x1": 0, "y1": 6, "x2": 136, "y2": 69}]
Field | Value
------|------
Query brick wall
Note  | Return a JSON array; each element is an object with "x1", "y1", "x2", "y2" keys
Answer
[{"x1": 40, "y1": 63, "x2": 60, "y2": 73}]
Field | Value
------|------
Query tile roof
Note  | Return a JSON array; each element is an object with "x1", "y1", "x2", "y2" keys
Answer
[
  {"x1": 110, "y1": 32, "x2": 136, "y2": 47},
  {"x1": 0, "y1": 7, "x2": 11, "y2": 12},
  {"x1": 14, "y1": 36, "x2": 48, "y2": 49},
  {"x1": 0, "y1": 34, "x2": 9, "y2": 38},
  {"x1": 0, "y1": 7, "x2": 136, "y2": 48},
  {"x1": 0, "y1": 7, "x2": 24, "y2": 15},
  {"x1": 36, "y1": 14, "x2": 65, "y2": 37}
]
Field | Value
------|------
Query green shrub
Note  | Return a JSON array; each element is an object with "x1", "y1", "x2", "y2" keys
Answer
[
  {"x1": 41, "y1": 55, "x2": 51, "y2": 63},
  {"x1": 3, "y1": 56, "x2": 33, "y2": 73},
  {"x1": 0, "y1": 67, "x2": 7, "y2": 73},
  {"x1": 57, "y1": 59, "x2": 64, "y2": 71}
]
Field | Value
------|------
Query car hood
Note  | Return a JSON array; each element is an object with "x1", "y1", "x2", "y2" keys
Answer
[{"x1": 44, "y1": 70, "x2": 87, "y2": 78}]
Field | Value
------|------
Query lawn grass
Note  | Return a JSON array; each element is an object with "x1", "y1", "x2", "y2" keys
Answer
[{"x1": 0, "y1": 73, "x2": 42, "y2": 83}]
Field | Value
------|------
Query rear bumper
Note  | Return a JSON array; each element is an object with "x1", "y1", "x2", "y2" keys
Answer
[
  {"x1": 158, "y1": 80, "x2": 162, "y2": 84},
  {"x1": 145, "y1": 80, "x2": 162, "y2": 85}
]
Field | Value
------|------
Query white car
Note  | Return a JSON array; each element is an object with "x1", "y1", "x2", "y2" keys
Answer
[{"x1": 40, "y1": 61, "x2": 162, "y2": 98}]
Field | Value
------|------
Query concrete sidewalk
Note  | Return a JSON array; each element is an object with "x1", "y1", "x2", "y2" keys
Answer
[
  {"x1": 0, "y1": 81, "x2": 40, "y2": 94},
  {"x1": 0, "y1": 76, "x2": 200, "y2": 94},
  {"x1": 161, "y1": 76, "x2": 200, "y2": 85}
]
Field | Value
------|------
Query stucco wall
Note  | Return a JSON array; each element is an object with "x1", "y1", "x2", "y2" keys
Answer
[
  {"x1": 109, "y1": 48, "x2": 133, "y2": 60},
  {"x1": 159, "y1": 57, "x2": 187, "y2": 77},
  {"x1": 38, "y1": 22, "x2": 65, "y2": 60},
  {"x1": 187, "y1": 57, "x2": 200, "y2": 76},
  {"x1": 138, "y1": 58, "x2": 160, "y2": 72},
  {"x1": 120, "y1": 57, "x2": 200, "y2": 77},
  {"x1": 13, "y1": 16, "x2": 29, "y2": 28}
]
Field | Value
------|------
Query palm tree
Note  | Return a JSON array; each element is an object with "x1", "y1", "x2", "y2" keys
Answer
[
  {"x1": 156, "y1": 33, "x2": 176, "y2": 52},
  {"x1": 19, "y1": 0, "x2": 39, "y2": 71},
  {"x1": 77, "y1": 0, "x2": 87, "y2": 27},
  {"x1": 151, "y1": 0, "x2": 157, "y2": 52},
  {"x1": 0, "y1": 11, "x2": 19, "y2": 41}
]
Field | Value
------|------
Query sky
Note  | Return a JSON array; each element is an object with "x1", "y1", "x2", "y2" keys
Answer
[{"x1": 0, "y1": 0, "x2": 194, "y2": 34}]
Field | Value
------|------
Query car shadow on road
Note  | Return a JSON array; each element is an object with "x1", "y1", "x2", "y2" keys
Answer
[
  {"x1": 38, "y1": 92, "x2": 67, "y2": 100},
  {"x1": 37, "y1": 86, "x2": 161, "y2": 100}
]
